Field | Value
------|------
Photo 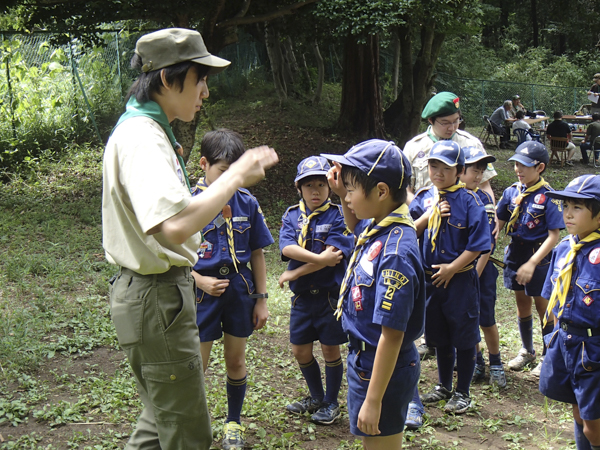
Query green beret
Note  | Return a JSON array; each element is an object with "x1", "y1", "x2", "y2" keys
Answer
[{"x1": 421, "y1": 92, "x2": 461, "y2": 119}]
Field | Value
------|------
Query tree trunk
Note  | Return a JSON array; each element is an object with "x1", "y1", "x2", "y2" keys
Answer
[
  {"x1": 336, "y1": 34, "x2": 385, "y2": 139},
  {"x1": 391, "y1": 31, "x2": 400, "y2": 101},
  {"x1": 172, "y1": 111, "x2": 203, "y2": 163},
  {"x1": 384, "y1": 23, "x2": 445, "y2": 147},
  {"x1": 264, "y1": 23, "x2": 288, "y2": 101},
  {"x1": 531, "y1": 0, "x2": 538, "y2": 47},
  {"x1": 312, "y1": 40, "x2": 324, "y2": 105},
  {"x1": 301, "y1": 52, "x2": 313, "y2": 92}
]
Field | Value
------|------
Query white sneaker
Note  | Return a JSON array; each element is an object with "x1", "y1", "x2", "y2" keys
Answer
[
  {"x1": 530, "y1": 357, "x2": 544, "y2": 377},
  {"x1": 508, "y1": 348, "x2": 536, "y2": 371}
]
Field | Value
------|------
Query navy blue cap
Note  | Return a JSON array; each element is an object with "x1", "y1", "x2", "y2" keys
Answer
[
  {"x1": 509, "y1": 141, "x2": 549, "y2": 167},
  {"x1": 546, "y1": 175, "x2": 600, "y2": 202},
  {"x1": 295, "y1": 156, "x2": 331, "y2": 183},
  {"x1": 427, "y1": 140, "x2": 464, "y2": 167},
  {"x1": 321, "y1": 139, "x2": 411, "y2": 190},
  {"x1": 463, "y1": 146, "x2": 496, "y2": 165}
]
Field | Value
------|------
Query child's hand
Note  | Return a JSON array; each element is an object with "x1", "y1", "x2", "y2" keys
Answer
[
  {"x1": 516, "y1": 260, "x2": 536, "y2": 285},
  {"x1": 252, "y1": 299, "x2": 269, "y2": 330},
  {"x1": 357, "y1": 398, "x2": 382, "y2": 436},
  {"x1": 431, "y1": 263, "x2": 459, "y2": 288},
  {"x1": 439, "y1": 200, "x2": 451, "y2": 218},
  {"x1": 193, "y1": 272, "x2": 230, "y2": 297},
  {"x1": 278, "y1": 270, "x2": 295, "y2": 288},
  {"x1": 319, "y1": 246, "x2": 343, "y2": 266},
  {"x1": 326, "y1": 162, "x2": 346, "y2": 198}
]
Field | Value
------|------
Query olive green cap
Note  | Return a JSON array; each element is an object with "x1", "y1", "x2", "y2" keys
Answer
[
  {"x1": 421, "y1": 91, "x2": 461, "y2": 119},
  {"x1": 594, "y1": 73, "x2": 600, "y2": 80},
  {"x1": 135, "y1": 28, "x2": 230, "y2": 75}
]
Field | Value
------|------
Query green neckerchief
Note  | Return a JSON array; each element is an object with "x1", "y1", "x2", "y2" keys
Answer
[
  {"x1": 426, "y1": 125, "x2": 456, "y2": 143},
  {"x1": 113, "y1": 97, "x2": 192, "y2": 193}
]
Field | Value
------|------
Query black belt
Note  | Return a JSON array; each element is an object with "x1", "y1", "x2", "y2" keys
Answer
[
  {"x1": 348, "y1": 336, "x2": 376, "y2": 352},
  {"x1": 120, "y1": 266, "x2": 190, "y2": 280},
  {"x1": 560, "y1": 321, "x2": 600, "y2": 337},
  {"x1": 204, "y1": 264, "x2": 248, "y2": 277}
]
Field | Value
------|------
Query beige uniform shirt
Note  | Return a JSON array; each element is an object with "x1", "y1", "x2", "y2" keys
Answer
[
  {"x1": 102, "y1": 116, "x2": 201, "y2": 274},
  {"x1": 403, "y1": 128, "x2": 497, "y2": 192}
]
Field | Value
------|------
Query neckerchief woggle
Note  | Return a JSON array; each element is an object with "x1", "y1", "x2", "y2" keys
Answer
[
  {"x1": 113, "y1": 97, "x2": 192, "y2": 193},
  {"x1": 298, "y1": 199, "x2": 331, "y2": 248},
  {"x1": 334, "y1": 204, "x2": 416, "y2": 320}
]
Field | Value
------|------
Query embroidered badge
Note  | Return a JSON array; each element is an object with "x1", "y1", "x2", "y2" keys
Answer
[
  {"x1": 589, "y1": 248, "x2": 600, "y2": 265},
  {"x1": 424, "y1": 197, "x2": 433, "y2": 209},
  {"x1": 382, "y1": 269, "x2": 409, "y2": 289},
  {"x1": 384, "y1": 286, "x2": 396, "y2": 300},
  {"x1": 305, "y1": 159, "x2": 316, "y2": 168},
  {"x1": 381, "y1": 300, "x2": 393, "y2": 311},
  {"x1": 556, "y1": 257, "x2": 566, "y2": 270},
  {"x1": 526, "y1": 221, "x2": 536, "y2": 229},
  {"x1": 551, "y1": 198, "x2": 563, "y2": 211},
  {"x1": 233, "y1": 216, "x2": 248, "y2": 222},
  {"x1": 534, "y1": 218, "x2": 540, "y2": 224},
  {"x1": 534, "y1": 193, "x2": 546, "y2": 204},
  {"x1": 367, "y1": 241, "x2": 383, "y2": 261},
  {"x1": 531, "y1": 204, "x2": 545, "y2": 210},
  {"x1": 198, "y1": 241, "x2": 213, "y2": 259},
  {"x1": 351, "y1": 286, "x2": 363, "y2": 311},
  {"x1": 417, "y1": 151, "x2": 425, "y2": 158},
  {"x1": 582, "y1": 295, "x2": 594, "y2": 306}
]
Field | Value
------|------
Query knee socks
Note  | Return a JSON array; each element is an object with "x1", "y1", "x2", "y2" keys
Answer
[
  {"x1": 299, "y1": 357, "x2": 324, "y2": 402},
  {"x1": 435, "y1": 346, "x2": 456, "y2": 392},
  {"x1": 226, "y1": 375, "x2": 247, "y2": 424},
  {"x1": 488, "y1": 352, "x2": 502, "y2": 366},
  {"x1": 574, "y1": 420, "x2": 592, "y2": 450},
  {"x1": 323, "y1": 357, "x2": 343, "y2": 405},
  {"x1": 456, "y1": 347, "x2": 476, "y2": 396},
  {"x1": 518, "y1": 315, "x2": 535, "y2": 354}
]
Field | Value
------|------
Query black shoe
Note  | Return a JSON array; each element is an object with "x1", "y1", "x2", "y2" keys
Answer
[
  {"x1": 286, "y1": 397, "x2": 322, "y2": 415},
  {"x1": 421, "y1": 384, "x2": 453, "y2": 404}
]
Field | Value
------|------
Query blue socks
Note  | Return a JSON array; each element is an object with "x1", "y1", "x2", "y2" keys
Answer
[
  {"x1": 456, "y1": 347, "x2": 476, "y2": 395},
  {"x1": 226, "y1": 375, "x2": 247, "y2": 424},
  {"x1": 299, "y1": 357, "x2": 324, "y2": 402},
  {"x1": 518, "y1": 315, "x2": 535, "y2": 354},
  {"x1": 489, "y1": 352, "x2": 502, "y2": 366},
  {"x1": 323, "y1": 358, "x2": 343, "y2": 405},
  {"x1": 435, "y1": 346, "x2": 456, "y2": 392},
  {"x1": 574, "y1": 420, "x2": 592, "y2": 450}
]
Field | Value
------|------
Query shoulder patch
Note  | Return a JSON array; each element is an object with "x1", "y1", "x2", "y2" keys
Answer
[
  {"x1": 382, "y1": 269, "x2": 409, "y2": 289},
  {"x1": 551, "y1": 198, "x2": 563, "y2": 211}
]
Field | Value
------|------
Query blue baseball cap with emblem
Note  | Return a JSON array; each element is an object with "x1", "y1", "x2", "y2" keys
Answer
[
  {"x1": 508, "y1": 141, "x2": 549, "y2": 167},
  {"x1": 427, "y1": 140, "x2": 464, "y2": 167},
  {"x1": 321, "y1": 139, "x2": 411, "y2": 190},
  {"x1": 294, "y1": 156, "x2": 331, "y2": 183},
  {"x1": 463, "y1": 146, "x2": 496, "y2": 165},
  {"x1": 546, "y1": 175, "x2": 600, "y2": 202}
]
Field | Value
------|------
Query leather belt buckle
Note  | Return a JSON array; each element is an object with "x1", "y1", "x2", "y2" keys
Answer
[{"x1": 219, "y1": 266, "x2": 230, "y2": 276}]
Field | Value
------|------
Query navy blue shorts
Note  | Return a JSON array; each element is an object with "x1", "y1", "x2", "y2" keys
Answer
[
  {"x1": 196, "y1": 269, "x2": 256, "y2": 341},
  {"x1": 539, "y1": 330, "x2": 600, "y2": 420},
  {"x1": 424, "y1": 269, "x2": 481, "y2": 350},
  {"x1": 347, "y1": 345, "x2": 419, "y2": 436},
  {"x1": 289, "y1": 291, "x2": 347, "y2": 346},
  {"x1": 479, "y1": 261, "x2": 498, "y2": 328},
  {"x1": 503, "y1": 240, "x2": 551, "y2": 297}
]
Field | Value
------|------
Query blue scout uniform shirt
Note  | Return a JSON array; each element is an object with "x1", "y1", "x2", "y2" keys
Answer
[
  {"x1": 341, "y1": 219, "x2": 425, "y2": 351},
  {"x1": 279, "y1": 203, "x2": 354, "y2": 295},
  {"x1": 192, "y1": 178, "x2": 273, "y2": 271},
  {"x1": 542, "y1": 236, "x2": 600, "y2": 330},
  {"x1": 497, "y1": 181, "x2": 565, "y2": 241},
  {"x1": 475, "y1": 188, "x2": 497, "y2": 253},
  {"x1": 409, "y1": 186, "x2": 491, "y2": 269}
]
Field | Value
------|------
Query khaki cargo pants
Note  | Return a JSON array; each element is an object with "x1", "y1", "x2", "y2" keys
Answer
[{"x1": 109, "y1": 266, "x2": 212, "y2": 450}]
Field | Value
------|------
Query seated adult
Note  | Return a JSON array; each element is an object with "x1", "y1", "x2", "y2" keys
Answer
[
  {"x1": 579, "y1": 113, "x2": 600, "y2": 164},
  {"x1": 509, "y1": 95, "x2": 526, "y2": 118},
  {"x1": 489, "y1": 100, "x2": 514, "y2": 148},
  {"x1": 511, "y1": 111, "x2": 532, "y2": 140},
  {"x1": 546, "y1": 111, "x2": 576, "y2": 166},
  {"x1": 587, "y1": 73, "x2": 600, "y2": 115}
]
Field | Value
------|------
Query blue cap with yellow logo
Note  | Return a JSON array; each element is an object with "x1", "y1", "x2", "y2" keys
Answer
[
  {"x1": 546, "y1": 175, "x2": 600, "y2": 202},
  {"x1": 321, "y1": 139, "x2": 411, "y2": 190},
  {"x1": 428, "y1": 140, "x2": 464, "y2": 167},
  {"x1": 294, "y1": 156, "x2": 331, "y2": 182}
]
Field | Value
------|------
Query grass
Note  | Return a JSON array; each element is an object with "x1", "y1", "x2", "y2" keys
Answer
[{"x1": 1, "y1": 84, "x2": 595, "y2": 449}]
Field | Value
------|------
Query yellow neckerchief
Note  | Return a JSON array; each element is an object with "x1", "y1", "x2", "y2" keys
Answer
[
  {"x1": 194, "y1": 178, "x2": 241, "y2": 272},
  {"x1": 543, "y1": 231, "x2": 600, "y2": 327},
  {"x1": 427, "y1": 181, "x2": 465, "y2": 252},
  {"x1": 297, "y1": 199, "x2": 331, "y2": 248},
  {"x1": 334, "y1": 204, "x2": 416, "y2": 319},
  {"x1": 505, "y1": 177, "x2": 546, "y2": 235}
]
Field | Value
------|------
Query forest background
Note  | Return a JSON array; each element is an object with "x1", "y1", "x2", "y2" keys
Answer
[{"x1": 1, "y1": 0, "x2": 599, "y2": 449}]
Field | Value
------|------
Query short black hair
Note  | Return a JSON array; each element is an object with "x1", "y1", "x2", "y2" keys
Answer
[
  {"x1": 340, "y1": 165, "x2": 407, "y2": 204},
  {"x1": 553, "y1": 111, "x2": 563, "y2": 120},
  {"x1": 564, "y1": 197, "x2": 600, "y2": 219},
  {"x1": 297, "y1": 174, "x2": 328, "y2": 189},
  {"x1": 126, "y1": 54, "x2": 211, "y2": 103},
  {"x1": 515, "y1": 111, "x2": 525, "y2": 120},
  {"x1": 465, "y1": 161, "x2": 488, "y2": 172},
  {"x1": 200, "y1": 129, "x2": 246, "y2": 165},
  {"x1": 593, "y1": 113, "x2": 600, "y2": 121}
]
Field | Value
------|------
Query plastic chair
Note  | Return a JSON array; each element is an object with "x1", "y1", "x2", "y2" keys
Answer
[
  {"x1": 549, "y1": 137, "x2": 569, "y2": 167},
  {"x1": 513, "y1": 128, "x2": 541, "y2": 145},
  {"x1": 590, "y1": 137, "x2": 600, "y2": 168},
  {"x1": 479, "y1": 115, "x2": 502, "y2": 149}
]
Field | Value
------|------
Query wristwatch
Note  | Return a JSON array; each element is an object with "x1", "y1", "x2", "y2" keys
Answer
[{"x1": 249, "y1": 293, "x2": 268, "y2": 299}]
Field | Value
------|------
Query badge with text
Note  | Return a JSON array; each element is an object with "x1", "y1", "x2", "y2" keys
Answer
[
  {"x1": 589, "y1": 248, "x2": 600, "y2": 265},
  {"x1": 534, "y1": 193, "x2": 546, "y2": 204},
  {"x1": 351, "y1": 286, "x2": 363, "y2": 311}
]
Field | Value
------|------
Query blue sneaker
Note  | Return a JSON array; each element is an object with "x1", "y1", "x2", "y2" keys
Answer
[
  {"x1": 405, "y1": 402, "x2": 424, "y2": 430},
  {"x1": 311, "y1": 402, "x2": 340, "y2": 425},
  {"x1": 472, "y1": 363, "x2": 486, "y2": 383}
]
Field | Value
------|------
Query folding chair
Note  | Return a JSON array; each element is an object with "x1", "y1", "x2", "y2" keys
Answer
[
  {"x1": 549, "y1": 137, "x2": 569, "y2": 167},
  {"x1": 479, "y1": 115, "x2": 503, "y2": 150},
  {"x1": 589, "y1": 137, "x2": 600, "y2": 168}
]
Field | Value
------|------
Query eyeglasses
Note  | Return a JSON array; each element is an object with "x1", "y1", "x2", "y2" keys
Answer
[{"x1": 435, "y1": 118, "x2": 463, "y2": 128}]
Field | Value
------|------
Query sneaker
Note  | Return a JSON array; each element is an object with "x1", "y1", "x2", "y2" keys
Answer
[
  {"x1": 421, "y1": 384, "x2": 453, "y2": 404},
  {"x1": 286, "y1": 396, "x2": 321, "y2": 415},
  {"x1": 405, "y1": 401, "x2": 424, "y2": 430},
  {"x1": 417, "y1": 343, "x2": 435, "y2": 359},
  {"x1": 472, "y1": 363, "x2": 486, "y2": 383},
  {"x1": 566, "y1": 160, "x2": 574, "y2": 166},
  {"x1": 222, "y1": 422, "x2": 244, "y2": 450},
  {"x1": 508, "y1": 348, "x2": 536, "y2": 371},
  {"x1": 311, "y1": 402, "x2": 340, "y2": 425},
  {"x1": 489, "y1": 365, "x2": 507, "y2": 388},
  {"x1": 444, "y1": 391, "x2": 473, "y2": 414},
  {"x1": 530, "y1": 357, "x2": 544, "y2": 377}
]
